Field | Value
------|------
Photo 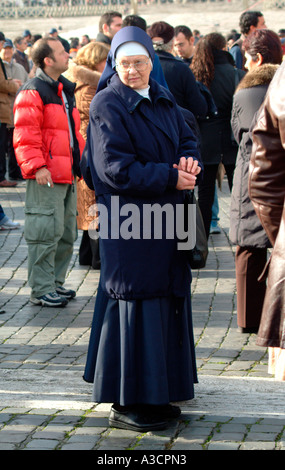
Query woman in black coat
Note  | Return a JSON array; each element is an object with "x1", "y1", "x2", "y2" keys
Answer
[
  {"x1": 191, "y1": 33, "x2": 245, "y2": 239},
  {"x1": 230, "y1": 29, "x2": 283, "y2": 333}
]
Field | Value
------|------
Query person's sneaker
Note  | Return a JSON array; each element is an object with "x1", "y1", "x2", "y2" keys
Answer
[
  {"x1": 210, "y1": 224, "x2": 221, "y2": 234},
  {"x1": 0, "y1": 217, "x2": 20, "y2": 230},
  {"x1": 56, "y1": 286, "x2": 76, "y2": 299},
  {"x1": 30, "y1": 292, "x2": 68, "y2": 307}
]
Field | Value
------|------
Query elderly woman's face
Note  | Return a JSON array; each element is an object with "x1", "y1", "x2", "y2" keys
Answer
[{"x1": 116, "y1": 54, "x2": 152, "y2": 89}]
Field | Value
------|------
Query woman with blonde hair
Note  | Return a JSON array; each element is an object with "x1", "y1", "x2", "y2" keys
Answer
[{"x1": 65, "y1": 41, "x2": 110, "y2": 268}]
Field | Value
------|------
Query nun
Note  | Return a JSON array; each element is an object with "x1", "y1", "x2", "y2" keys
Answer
[{"x1": 83, "y1": 26, "x2": 202, "y2": 432}]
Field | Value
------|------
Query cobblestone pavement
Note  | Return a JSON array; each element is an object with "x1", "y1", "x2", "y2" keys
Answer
[{"x1": 0, "y1": 180, "x2": 284, "y2": 452}]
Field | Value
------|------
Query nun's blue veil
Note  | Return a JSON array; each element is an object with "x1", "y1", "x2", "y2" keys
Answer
[
  {"x1": 97, "y1": 26, "x2": 155, "y2": 93},
  {"x1": 80, "y1": 27, "x2": 157, "y2": 189}
]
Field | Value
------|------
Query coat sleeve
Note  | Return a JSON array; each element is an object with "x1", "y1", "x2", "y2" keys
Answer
[
  {"x1": 231, "y1": 93, "x2": 243, "y2": 144},
  {"x1": 249, "y1": 66, "x2": 285, "y2": 245},
  {"x1": 0, "y1": 72, "x2": 18, "y2": 95},
  {"x1": 182, "y1": 67, "x2": 208, "y2": 119},
  {"x1": 77, "y1": 84, "x2": 97, "y2": 141},
  {"x1": 231, "y1": 89, "x2": 255, "y2": 145},
  {"x1": 229, "y1": 45, "x2": 243, "y2": 70},
  {"x1": 13, "y1": 89, "x2": 46, "y2": 177}
]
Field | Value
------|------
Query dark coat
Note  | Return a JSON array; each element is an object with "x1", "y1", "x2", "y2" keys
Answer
[
  {"x1": 86, "y1": 74, "x2": 202, "y2": 300},
  {"x1": 198, "y1": 50, "x2": 245, "y2": 165},
  {"x1": 229, "y1": 37, "x2": 245, "y2": 70},
  {"x1": 155, "y1": 49, "x2": 208, "y2": 119},
  {"x1": 12, "y1": 50, "x2": 30, "y2": 74},
  {"x1": 249, "y1": 60, "x2": 285, "y2": 349},
  {"x1": 95, "y1": 32, "x2": 111, "y2": 45},
  {"x1": 230, "y1": 64, "x2": 278, "y2": 248}
]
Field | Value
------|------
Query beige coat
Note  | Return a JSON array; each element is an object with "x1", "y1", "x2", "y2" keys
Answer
[
  {"x1": 65, "y1": 62, "x2": 101, "y2": 231},
  {"x1": 3, "y1": 59, "x2": 28, "y2": 127},
  {"x1": 0, "y1": 58, "x2": 18, "y2": 125}
]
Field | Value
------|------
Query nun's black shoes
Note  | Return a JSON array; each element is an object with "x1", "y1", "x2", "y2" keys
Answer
[
  {"x1": 109, "y1": 404, "x2": 168, "y2": 432},
  {"x1": 139, "y1": 404, "x2": 181, "y2": 420},
  {"x1": 109, "y1": 403, "x2": 181, "y2": 432},
  {"x1": 238, "y1": 326, "x2": 259, "y2": 334}
]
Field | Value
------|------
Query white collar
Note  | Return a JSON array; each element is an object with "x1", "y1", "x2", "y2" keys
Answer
[{"x1": 135, "y1": 86, "x2": 150, "y2": 100}]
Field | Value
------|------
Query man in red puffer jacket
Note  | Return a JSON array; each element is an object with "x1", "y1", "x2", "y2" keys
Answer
[{"x1": 13, "y1": 37, "x2": 85, "y2": 307}]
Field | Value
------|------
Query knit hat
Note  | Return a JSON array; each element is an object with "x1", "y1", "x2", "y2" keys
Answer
[{"x1": 148, "y1": 21, "x2": 174, "y2": 44}]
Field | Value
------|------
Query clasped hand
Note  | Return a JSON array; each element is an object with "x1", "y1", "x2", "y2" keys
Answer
[{"x1": 174, "y1": 157, "x2": 201, "y2": 190}]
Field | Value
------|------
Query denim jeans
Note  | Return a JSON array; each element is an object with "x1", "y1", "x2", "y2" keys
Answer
[
  {"x1": 211, "y1": 185, "x2": 220, "y2": 228},
  {"x1": 0, "y1": 204, "x2": 5, "y2": 222}
]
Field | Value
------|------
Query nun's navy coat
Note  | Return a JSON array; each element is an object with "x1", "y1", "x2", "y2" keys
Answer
[
  {"x1": 87, "y1": 73, "x2": 201, "y2": 301},
  {"x1": 83, "y1": 44, "x2": 201, "y2": 405}
]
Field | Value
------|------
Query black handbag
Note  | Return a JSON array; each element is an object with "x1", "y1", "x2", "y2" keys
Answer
[{"x1": 185, "y1": 190, "x2": 208, "y2": 269}]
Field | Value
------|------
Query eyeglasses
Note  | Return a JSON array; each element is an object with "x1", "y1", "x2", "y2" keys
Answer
[{"x1": 115, "y1": 58, "x2": 150, "y2": 72}]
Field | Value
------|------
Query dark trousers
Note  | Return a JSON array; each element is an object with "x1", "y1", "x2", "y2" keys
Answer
[
  {"x1": 0, "y1": 124, "x2": 8, "y2": 182},
  {"x1": 7, "y1": 128, "x2": 22, "y2": 179},
  {"x1": 235, "y1": 245, "x2": 267, "y2": 328},
  {"x1": 79, "y1": 230, "x2": 101, "y2": 269},
  {"x1": 198, "y1": 163, "x2": 235, "y2": 239}
]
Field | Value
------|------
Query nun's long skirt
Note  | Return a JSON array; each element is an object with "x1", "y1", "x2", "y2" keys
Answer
[{"x1": 83, "y1": 283, "x2": 198, "y2": 405}]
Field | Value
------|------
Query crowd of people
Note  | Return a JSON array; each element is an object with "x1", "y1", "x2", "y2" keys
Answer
[{"x1": 0, "y1": 9, "x2": 284, "y2": 428}]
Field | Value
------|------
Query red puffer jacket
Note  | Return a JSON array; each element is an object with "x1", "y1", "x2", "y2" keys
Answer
[{"x1": 13, "y1": 69, "x2": 85, "y2": 183}]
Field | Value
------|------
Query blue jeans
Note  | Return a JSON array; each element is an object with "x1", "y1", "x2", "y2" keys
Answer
[
  {"x1": 0, "y1": 204, "x2": 5, "y2": 222},
  {"x1": 211, "y1": 185, "x2": 219, "y2": 227}
]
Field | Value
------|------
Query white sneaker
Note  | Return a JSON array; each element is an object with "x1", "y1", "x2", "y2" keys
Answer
[
  {"x1": 0, "y1": 217, "x2": 20, "y2": 230},
  {"x1": 30, "y1": 292, "x2": 68, "y2": 307},
  {"x1": 210, "y1": 225, "x2": 221, "y2": 234}
]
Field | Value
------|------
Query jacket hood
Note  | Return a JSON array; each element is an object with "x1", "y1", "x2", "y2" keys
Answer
[
  {"x1": 235, "y1": 63, "x2": 279, "y2": 93},
  {"x1": 213, "y1": 48, "x2": 236, "y2": 67},
  {"x1": 35, "y1": 67, "x2": 76, "y2": 95},
  {"x1": 64, "y1": 63, "x2": 101, "y2": 89}
]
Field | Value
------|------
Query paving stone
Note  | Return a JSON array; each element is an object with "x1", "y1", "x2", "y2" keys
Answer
[
  {"x1": 0, "y1": 166, "x2": 284, "y2": 451},
  {"x1": 207, "y1": 441, "x2": 241, "y2": 450},
  {"x1": 24, "y1": 439, "x2": 60, "y2": 450},
  {"x1": 240, "y1": 441, "x2": 276, "y2": 451}
]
